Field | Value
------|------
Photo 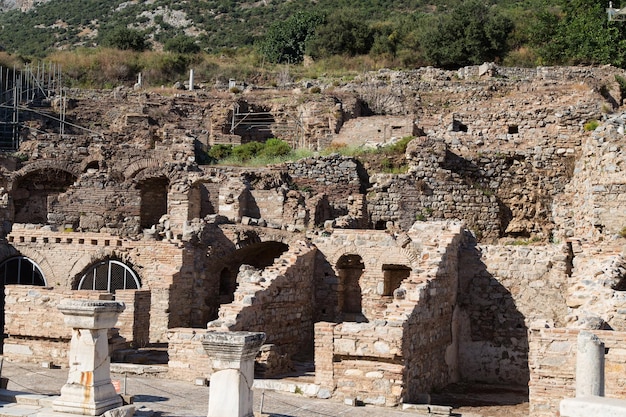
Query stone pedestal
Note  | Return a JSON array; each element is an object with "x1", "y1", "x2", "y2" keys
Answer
[
  {"x1": 576, "y1": 331, "x2": 605, "y2": 397},
  {"x1": 202, "y1": 332, "x2": 265, "y2": 417},
  {"x1": 52, "y1": 299, "x2": 125, "y2": 416}
]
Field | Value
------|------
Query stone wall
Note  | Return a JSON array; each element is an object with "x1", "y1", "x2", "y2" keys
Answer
[
  {"x1": 553, "y1": 113, "x2": 626, "y2": 241},
  {"x1": 287, "y1": 155, "x2": 368, "y2": 219},
  {"x1": 209, "y1": 240, "x2": 317, "y2": 360},
  {"x1": 529, "y1": 328, "x2": 626, "y2": 417},
  {"x1": 313, "y1": 221, "x2": 464, "y2": 406},
  {"x1": 332, "y1": 115, "x2": 416, "y2": 147},
  {"x1": 563, "y1": 240, "x2": 626, "y2": 330},
  {"x1": 368, "y1": 135, "x2": 577, "y2": 240},
  {"x1": 457, "y1": 241, "x2": 571, "y2": 385}
]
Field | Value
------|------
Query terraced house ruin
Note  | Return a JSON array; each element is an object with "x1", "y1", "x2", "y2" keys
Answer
[{"x1": 0, "y1": 64, "x2": 625, "y2": 414}]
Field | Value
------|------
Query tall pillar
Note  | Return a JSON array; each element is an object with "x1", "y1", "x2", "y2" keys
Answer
[
  {"x1": 576, "y1": 331, "x2": 605, "y2": 397},
  {"x1": 202, "y1": 332, "x2": 265, "y2": 417},
  {"x1": 188, "y1": 69, "x2": 194, "y2": 91},
  {"x1": 52, "y1": 299, "x2": 126, "y2": 416}
]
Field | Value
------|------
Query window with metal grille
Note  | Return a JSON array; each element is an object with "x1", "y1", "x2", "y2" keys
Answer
[
  {"x1": 0, "y1": 256, "x2": 46, "y2": 286},
  {"x1": 77, "y1": 260, "x2": 140, "y2": 293}
]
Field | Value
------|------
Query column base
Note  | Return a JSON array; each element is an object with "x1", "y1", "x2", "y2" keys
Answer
[{"x1": 53, "y1": 382, "x2": 122, "y2": 416}]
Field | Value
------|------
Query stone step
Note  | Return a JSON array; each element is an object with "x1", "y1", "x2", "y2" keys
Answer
[
  {"x1": 0, "y1": 389, "x2": 57, "y2": 409},
  {"x1": 110, "y1": 363, "x2": 168, "y2": 375},
  {"x1": 253, "y1": 379, "x2": 328, "y2": 399},
  {"x1": 0, "y1": 403, "x2": 46, "y2": 417}
]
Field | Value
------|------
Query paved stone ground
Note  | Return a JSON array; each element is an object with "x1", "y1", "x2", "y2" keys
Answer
[{"x1": 0, "y1": 361, "x2": 528, "y2": 417}]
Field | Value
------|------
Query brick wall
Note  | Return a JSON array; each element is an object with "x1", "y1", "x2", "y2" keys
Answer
[
  {"x1": 5, "y1": 227, "x2": 188, "y2": 342},
  {"x1": 3, "y1": 286, "x2": 117, "y2": 365},
  {"x1": 115, "y1": 289, "x2": 151, "y2": 347},
  {"x1": 166, "y1": 328, "x2": 212, "y2": 382}
]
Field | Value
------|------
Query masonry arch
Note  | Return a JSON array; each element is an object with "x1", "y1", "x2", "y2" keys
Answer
[
  {"x1": 11, "y1": 168, "x2": 77, "y2": 224},
  {"x1": 74, "y1": 259, "x2": 141, "y2": 293},
  {"x1": 124, "y1": 158, "x2": 162, "y2": 180},
  {"x1": 80, "y1": 159, "x2": 101, "y2": 173},
  {"x1": 0, "y1": 255, "x2": 47, "y2": 348},
  {"x1": 0, "y1": 256, "x2": 46, "y2": 286},
  {"x1": 221, "y1": 240, "x2": 289, "y2": 294},
  {"x1": 321, "y1": 237, "x2": 419, "y2": 322},
  {"x1": 10, "y1": 160, "x2": 80, "y2": 185},
  {"x1": 2, "y1": 247, "x2": 56, "y2": 285}
]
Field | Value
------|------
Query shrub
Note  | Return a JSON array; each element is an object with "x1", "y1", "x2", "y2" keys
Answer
[
  {"x1": 207, "y1": 144, "x2": 232, "y2": 161},
  {"x1": 101, "y1": 27, "x2": 149, "y2": 52},
  {"x1": 259, "y1": 138, "x2": 291, "y2": 158},
  {"x1": 164, "y1": 35, "x2": 201, "y2": 54},
  {"x1": 584, "y1": 119, "x2": 599, "y2": 131},
  {"x1": 232, "y1": 141, "x2": 264, "y2": 161},
  {"x1": 385, "y1": 136, "x2": 414, "y2": 154}
]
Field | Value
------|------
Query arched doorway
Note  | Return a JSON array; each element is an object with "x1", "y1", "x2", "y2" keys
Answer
[
  {"x1": 76, "y1": 260, "x2": 141, "y2": 293},
  {"x1": 0, "y1": 256, "x2": 46, "y2": 349}
]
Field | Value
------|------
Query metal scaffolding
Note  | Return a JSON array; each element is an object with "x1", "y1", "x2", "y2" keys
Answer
[
  {"x1": 607, "y1": 2, "x2": 626, "y2": 21},
  {"x1": 229, "y1": 104, "x2": 305, "y2": 148},
  {"x1": 0, "y1": 62, "x2": 64, "y2": 150}
]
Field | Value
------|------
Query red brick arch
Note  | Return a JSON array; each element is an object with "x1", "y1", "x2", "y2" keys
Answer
[
  {"x1": 9, "y1": 161, "x2": 79, "y2": 192},
  {"x1": 124, "y1": 159, "x2": 163, "y2": 180},
  {"x1": 67, "y1": 249, "x2": 145, "y2": 290}
]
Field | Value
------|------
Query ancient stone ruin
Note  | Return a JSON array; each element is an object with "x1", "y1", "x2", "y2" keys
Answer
[{"x1": 0, "y1": 64, "x2": 625, "y2": 415}]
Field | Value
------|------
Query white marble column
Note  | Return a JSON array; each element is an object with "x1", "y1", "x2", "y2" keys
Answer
[
  {"x1": 52, "y1": 299, "x2": 125, "y2": 416},
  {"x1": 576, "y1": 331, "x2": 605, "y2": 397},
  {"x1": 202, "y1": 332, "x2": 266, "y2": 417}
]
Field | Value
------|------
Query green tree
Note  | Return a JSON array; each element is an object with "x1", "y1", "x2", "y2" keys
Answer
[
  {"x1": 306, "y1": 12, "x2": 374, "y2": 58},
  {"x1": 538, "y1": 0, "x2": 626, "y2": 66},
  {"x1": 101, "y1": 27, "x2": 149, "y2": 51},
  {"x1": 164, "y1": 35, "x2": 201, "y2": 54},
  {"x1": 259, "y1": 11, "x2": 323, "y2": 64},
  {"x1": 420, "y1": 0, "x2": 513, "y2": 68}
]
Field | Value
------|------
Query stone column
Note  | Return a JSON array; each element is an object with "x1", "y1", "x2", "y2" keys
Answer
[
  {"x1": 576, "y1": 331, "x2": 605, "y2": 397},
  {"x1": 202, "y1": 331, "x2": 265, "y2": 417},
  {"x1": 52, "y1": 299, "x2": 125, "y2": 416},
  {"x1": 189, "y1": 69, "x2": 194, "y2": 91}
]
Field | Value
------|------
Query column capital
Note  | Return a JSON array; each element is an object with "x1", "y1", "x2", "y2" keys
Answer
[
  {"x1": 202, "y1": 331, "x2": 266, "y2": 363},
  {"x1": 58, "y1": 299, "x2": 125, "y2": 329}
]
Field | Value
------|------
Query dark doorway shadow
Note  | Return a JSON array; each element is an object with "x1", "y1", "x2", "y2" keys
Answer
[{"x1": 449, "y1": 231, "x2": 529, "y2": 406}]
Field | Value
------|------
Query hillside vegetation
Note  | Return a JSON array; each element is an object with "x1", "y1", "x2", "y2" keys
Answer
[{"x1": 0, "y1": 0, "x2": 625, "y2": 87}]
